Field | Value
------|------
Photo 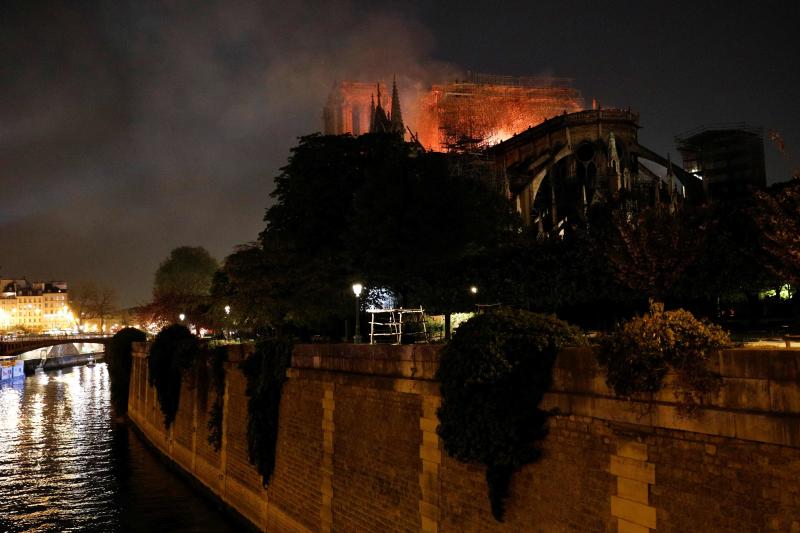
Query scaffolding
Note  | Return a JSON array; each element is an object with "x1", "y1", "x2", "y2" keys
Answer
[
  {"x1": 367, "y1": 308, "x2": 428, "y2": 345},
  {"x1": 418, "y1": 77, "x2": 584, "y2": 152},
  {"x1": 320, "y1": 73, "x2": 584, "y2": 153}
]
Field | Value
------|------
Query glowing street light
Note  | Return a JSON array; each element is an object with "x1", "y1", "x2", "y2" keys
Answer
[
  {"x1": 179, "y1": 313, "x2": 186, "y2": 322},
  {"x1": 470, "y1": 286, "x2": 478, "y2": 295},
  {"x1": 223, "y1": 305, "x2": 232, "y2": 340},
  {"x1": 352, "y1": 283, "x2": 363, "y2": 344}
]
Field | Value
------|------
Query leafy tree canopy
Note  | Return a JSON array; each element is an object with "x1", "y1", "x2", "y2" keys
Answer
[
  {"x1": 154, "y1": 246, "x2": 219, "y2": 299},
  {"x1": 233, "y1": 133, "x2": 519, "y2": 334},
  {"x1": 152, "y1": 246, "x2": 219, "y2": 323}
]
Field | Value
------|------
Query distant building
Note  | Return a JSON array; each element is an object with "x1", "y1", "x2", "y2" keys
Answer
[
  {"x1": 0, "y1": 279, "x2": 74, "y2": 332},
  {"x1": 489, "y1": 108, "x2": 704, "y2": 230},
  {"x1": 675, "y1": 124, "x2": 766, "y2": 201}
]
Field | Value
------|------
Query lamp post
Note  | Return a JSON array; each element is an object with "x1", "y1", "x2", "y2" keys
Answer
[
  {"x1": 224, "y1": 305, "x2": 231, "y2": 339},
  {"x1": 352, "y1": 283, "x2": 363, "y2": 344}
]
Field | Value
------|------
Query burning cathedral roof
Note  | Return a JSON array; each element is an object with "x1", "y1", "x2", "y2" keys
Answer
[{"x1": 323, "y1": 72, "x2": 584, "y2": 152}]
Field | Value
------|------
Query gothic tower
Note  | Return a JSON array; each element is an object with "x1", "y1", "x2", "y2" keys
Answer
[
  {"x1": 369, "y1": 77, "x2": 405, "y2": 139},
  {"x1": 390, "y1": 76, "x2": 404, "y2": 136}
]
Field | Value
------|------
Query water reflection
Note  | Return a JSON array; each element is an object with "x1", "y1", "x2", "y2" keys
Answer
[{"x1": 0, "y1": 363, "x2": 239, "y2": 532}]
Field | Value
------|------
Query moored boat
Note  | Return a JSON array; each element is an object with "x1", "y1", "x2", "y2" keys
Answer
[{"x1": 0, "y1": 356, "x2": 25, "y2": 382}]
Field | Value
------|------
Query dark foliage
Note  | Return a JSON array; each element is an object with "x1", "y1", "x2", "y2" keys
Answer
[
  {"x1": 473, "y1": 221, "x2": 634, "y2": 328},
  {"x1": 152, "y1": 246, "x2": 219, "y2": 324},
  {"x1": 209, "y1": 244, "x2": 277, "y2": 334},
  {"x1": 258, "y1": 134, "x2": 371, "y2": 331},
  {"x1": 215, "y1": 134, "x2": 518, "y2": 337},
  {"x1": 205, "y1": 346, "x2": 228, "y2": 452},
  {"x1": 240, "y1": 337, "x2": 293, "y2": 486},
  {"x1": 435, "y1": 308, "x2": 584, "y2": 520},
  {"x1": 603, "y1": 207, "x2": 706, "y2": 301},
  {"x1": 106, "y1": 327, "x2": 146, "y2": 416},
  {"x1": 148, "y1": 324, "x2": 199, "y2": 428},
  {"x1": 348, "y1": 149, "x2": 518, "y2": 314},
  {"x1": 598, "y1": 301, "x2": 730, "y2": 415}
]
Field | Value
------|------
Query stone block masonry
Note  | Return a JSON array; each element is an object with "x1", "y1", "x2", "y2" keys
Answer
[{"x1": 128, "y1": 343, "x2": 800, "y2": 532}]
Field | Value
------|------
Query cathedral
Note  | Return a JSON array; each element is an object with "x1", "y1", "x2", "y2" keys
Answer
[{"x1": 323, "y1": 78, "x2": 405, "y2": 139}]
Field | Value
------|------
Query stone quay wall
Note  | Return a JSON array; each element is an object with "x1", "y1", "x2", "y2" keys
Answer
[{"x1": 127, "y1": 343, "x2": 800, "y2": 532}]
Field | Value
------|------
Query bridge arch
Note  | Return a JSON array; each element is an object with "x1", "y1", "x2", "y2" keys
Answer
[{"x1": 0, "y1": 336, "x2": 111, "y2": 358}]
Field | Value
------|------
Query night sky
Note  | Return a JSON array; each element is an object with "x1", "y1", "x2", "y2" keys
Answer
[{"x1": 2, "y1": 0, "x2": 798, "y2": 306}]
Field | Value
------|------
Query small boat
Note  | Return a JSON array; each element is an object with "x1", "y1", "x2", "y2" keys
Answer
[{"x1": 86, "y1": 356, "x2": 95, "y2": 368}]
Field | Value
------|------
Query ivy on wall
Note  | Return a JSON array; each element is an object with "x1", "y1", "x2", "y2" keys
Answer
[
  {"x1": 435, "y1": 308, "x2": 584, "y2": 521},
  {"x1": 598, "y1": 301, "x2": 730, "y2": 415},
  {"x1": 205, "y1": 346, "x2": 227, "y2": 451},
  {"x1": 107, "y1": 327, "x2": 146, "y2": 416},
  {"x1": 148, "y1": 324, "x2": 199, "y2": 428},
  {"x1": 239, "y1": 337, "x2": 293, "y2": 486}
]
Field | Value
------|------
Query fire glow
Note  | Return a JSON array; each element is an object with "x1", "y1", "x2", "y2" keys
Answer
[{"x1": 324, "y1": 73, "x2": 584, "y2": 152}]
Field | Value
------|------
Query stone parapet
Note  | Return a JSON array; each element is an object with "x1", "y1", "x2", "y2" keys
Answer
[{"x1": 292, "y1": 343, "x2": 441, "y2": 380}]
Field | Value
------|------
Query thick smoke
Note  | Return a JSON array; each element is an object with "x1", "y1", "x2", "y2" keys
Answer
[{"x1": 0, "y1": 1, "x2": 457, "y2": 305}]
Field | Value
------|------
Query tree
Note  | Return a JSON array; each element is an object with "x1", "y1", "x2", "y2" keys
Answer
[
  {"x1": 752, "y1": 180, "x2": 800, "y2": 286},
  {"x1": 475, "y1": 222, "x2": 632, "y2": 328},
  {"x1": 94, "y1": 287, "x2": 117, "y2": 332},
  {"x1": 70, "y1": 281, "x2": 98, "y2": 330},
  {"x1": 152, "y1": 246, "x2": 219, "y2": 324},
  {"x1": 246, "y1": 133, "x2": 519, "y2": 337},
  {"x1": 257, "y1": 134, "x2": 370, "y2": 333},
  {"x1": 209, "y1": 243, "x2": 281, "y2": 334},
  {"x1": 69, "y1": 281, "x2": 118, "y2": 332},
  {"x1": 347, "y1": 149, "x2": 519, "y2": 320},
  {"x1": 603, "y1": 207, "x2": 706, "y2": 303}
]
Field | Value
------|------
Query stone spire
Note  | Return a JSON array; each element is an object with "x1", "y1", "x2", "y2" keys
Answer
[
  {"x1": 370, "y1": 82, "x2": 392, "y2": 134},
  {"x1": 390, "y1": 75, "x2": 404, "y2": 138}
]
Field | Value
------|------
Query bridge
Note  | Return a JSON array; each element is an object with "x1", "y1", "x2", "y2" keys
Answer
[{"x1": 0, "y1": 334, "x2": 113, "y2": 358}]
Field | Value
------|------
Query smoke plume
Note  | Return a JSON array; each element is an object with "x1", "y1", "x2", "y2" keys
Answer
[{"x1": 0, "y1": 0, "x2": 457, "y2": 305}]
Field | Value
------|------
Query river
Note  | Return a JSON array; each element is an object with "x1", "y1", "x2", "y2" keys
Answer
[{"x1": 0, "y1": 362, "x2": 241, "y2": 532}]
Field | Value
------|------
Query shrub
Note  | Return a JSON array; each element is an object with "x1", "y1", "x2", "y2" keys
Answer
[
  {"x1": 240, "y1": 337, "x2": 293, "y2": 486},
  {"x1": 598, "y1": 301, "x2": 730, "y2": 415},
  {"x1": 435, "y1": 308, "x2": 584, "y2": 521},
  {"x1": 107, "y1": 327, "x2": 146, "y2": 416},
  {"x1": 148, "y1": 324, "x2": 199, "y2": 428}
]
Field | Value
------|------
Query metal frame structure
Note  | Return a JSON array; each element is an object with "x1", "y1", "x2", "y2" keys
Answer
[{"x1": 367, "y1": 308, "x2": 428, "y2": 345}]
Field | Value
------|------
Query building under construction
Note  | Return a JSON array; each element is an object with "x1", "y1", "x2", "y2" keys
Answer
[
  {"x1": 675, "y1": 124, "x2": 766, "y2": 201},
  {"x1": 322, "y1": 72, "x2": 584, "y2": 152}
]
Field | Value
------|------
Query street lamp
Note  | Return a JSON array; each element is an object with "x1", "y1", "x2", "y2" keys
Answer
[
  {"x1": 352, "y1": 283, "x2": 363, "y2": 344},
  {"x1": 470, "y1": 286, "x2": 478, "y2": 295},
  {"x1": 179, "y1": 313, "x2": 186, "y2": 322},
  {"x1": 223, "y1": 305, "x2": 231, "y2": 339}
]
